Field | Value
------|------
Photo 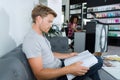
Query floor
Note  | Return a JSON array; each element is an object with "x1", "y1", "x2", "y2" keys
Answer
[{"x1": 102, "y1": 45, "x2": 120, "y2": 56}]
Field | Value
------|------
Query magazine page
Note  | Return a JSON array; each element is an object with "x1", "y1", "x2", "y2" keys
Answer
[{"x1": 64, "y1": 50, "x2": 98, "y2": 80}]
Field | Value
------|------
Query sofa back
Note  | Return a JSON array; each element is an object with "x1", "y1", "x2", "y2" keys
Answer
[
  {"x1": 0, "y1": 57, "x2": 28, "y2": 80},
  {"x1": 47, "y1": 36, "x2": 69, "y2": 53},
  {"x1": 1, "y1": 45, "x2": 36, "y2": 80}
]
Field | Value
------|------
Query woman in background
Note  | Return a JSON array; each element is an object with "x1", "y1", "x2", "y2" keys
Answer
[
  {"x1": 67, "y1": 15, "x2": 80, "y2": 50},
  {"x1": 68, "y1": 15, "x2": 79, "y2": 39}
]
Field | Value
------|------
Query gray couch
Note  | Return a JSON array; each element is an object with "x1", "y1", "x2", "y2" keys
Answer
[
  {"x1": 0, "y1": 37, "x2": 69, "y2": 80},
  {"x1": 47, "y1": 36, "x2": 69, "y2": 53},
  {"x1": 1, "y1": 36, "x2": 114, "y2": 80},
  {"x1": 0, "y1": 45, "x2": 36, "y2": 80}
]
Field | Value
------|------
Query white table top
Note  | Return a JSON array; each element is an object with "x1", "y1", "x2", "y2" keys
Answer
[
  {"x1": 102, "y1": 61, "x2": 120, "y2": 80},
  {"x1": 102, "y1": 67, "x2": 120, "y2": 80}
]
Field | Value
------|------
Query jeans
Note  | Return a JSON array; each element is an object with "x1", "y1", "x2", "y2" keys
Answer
[{"x1": 57, "y1": 56, "x2": 103, "y2": 80}]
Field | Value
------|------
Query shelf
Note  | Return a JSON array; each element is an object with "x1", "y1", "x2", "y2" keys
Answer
[
  {"x1": 108, "y1": 31, "x2": 120, "y2": 37},
  {"x1": 70, "y1": 3, "x2": 81, "y2": 9},
  {"x1": 87, "y1": 11, "x2": 120, "y2": 19},
  {"x1": 108, "y1": 35, "x2": 120, "y2": 37},
  {"x1": 108, "y1": 36, "x2": 120, "y2": 38},
  {"x1": 70, "y1": 9, "x2": 81, "y2": 14},
  {"x1": 87, "y1": 3, "x2": 120, "y2": 12},
  {"x1": 70, "y1": 13, "x2": 81, "y2": 15},
  {"x1": 87, "y1": 16, "x2": 120, "y2": 19},
  {"x1": 70, "y1": 8, "x2": 81, "y2": 10},
  {"x1": 98, "y1": 16, "x2": 120, "y2": 19},
  {"x1": 109, "y1": 26, "x2": 120, "y2": 31},
  {"x1": 86, "y1": 18, "x2": 120, "y2": 24},
  {"x1": 109, "y1": 30, "x2": 120, "y2": 31},
  {"x1": 87, "y1": 9, "x2": 120, "y2": 13},
  {"x1": 108, "y1": 36, "x2": 120, "y2": 46}
]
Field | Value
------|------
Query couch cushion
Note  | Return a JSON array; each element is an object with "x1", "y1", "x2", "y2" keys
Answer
[
  {"x1": 2, "y1": 44, "x2": 36, "y2": 80},
  {"x1": 0, "y1": 57, "x2": 28, "y2": 80}
]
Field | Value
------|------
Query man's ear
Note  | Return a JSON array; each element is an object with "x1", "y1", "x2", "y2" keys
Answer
[{"x1": 36, "y1": 16, "x2": 42, "y2": 24}]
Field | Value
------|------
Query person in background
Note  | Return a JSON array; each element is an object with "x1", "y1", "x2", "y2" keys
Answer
[
  {"x1": 22, "y1": 4, "x2": 103, "y2": 80},
  {"x1": 67, "y1": 15, "x2": 80, "y2": 50},
  {"x1": 67, "y1": 15, "x2": 80, "y2": 40}
]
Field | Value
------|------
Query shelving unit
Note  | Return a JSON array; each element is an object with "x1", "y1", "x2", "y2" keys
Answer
[
  {"x1": 69, "y1": 3, "x2": 82, "y2": 26},
  {"x1": 87, "y1": 3, "x2": 120, "y2": 24},
  {"x1": 81, "y1": 2, "x2": 87, "y2": 28},
  {"x1": 108, "y1": 25, "x2": 120, "y2": 46},
  {"x1": 69, "y1": 0, "x2": 87, "y2": 28},
  {"x1": 87, "y1": 3, "x2": 120, "y2": 46}
]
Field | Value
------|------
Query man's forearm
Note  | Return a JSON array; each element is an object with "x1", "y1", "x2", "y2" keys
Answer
[
  {"x1": 36, "y1": 66, "x2": 71, "y2": 80},
  {"x1": 53, "y1": 52, "x2": 71, "y2": 59}
]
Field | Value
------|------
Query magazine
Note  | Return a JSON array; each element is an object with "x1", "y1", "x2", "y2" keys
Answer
[{"x1": 64, "y1": 50, "x2": 98, "y2": 80}]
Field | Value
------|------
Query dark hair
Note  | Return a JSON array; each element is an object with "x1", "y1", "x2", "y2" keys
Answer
[
  {"x1": 69, "y1": 15, "x2": 79, "y2": 24},
  {"x1": 32, "y1": 4, "x2": 57, "y2": 23}
]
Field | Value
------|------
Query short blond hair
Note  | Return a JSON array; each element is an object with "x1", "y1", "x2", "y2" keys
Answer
[{"x1": 32, "y1": 4, "x2": 57, "y2": 23}]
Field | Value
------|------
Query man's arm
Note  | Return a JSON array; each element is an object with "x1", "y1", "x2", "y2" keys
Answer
[
  {"x1": 28, "y1": 56, "x2": 89, "y2": 80},
  {"x1": 53, "y1": 52, "x2": 78, "y2": 59}
]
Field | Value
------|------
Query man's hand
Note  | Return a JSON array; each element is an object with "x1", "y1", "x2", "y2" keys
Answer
[
  {"x1": 68, "y1": 61, "x2": 89, "y2": 76},
  {"x1": 69, "y1": 52, "x2": 78, "y2": 57}
]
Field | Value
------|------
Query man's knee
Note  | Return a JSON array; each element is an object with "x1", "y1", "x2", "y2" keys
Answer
[{"x1": 95, "y1": 56, "x2": 103, "y2": 69}]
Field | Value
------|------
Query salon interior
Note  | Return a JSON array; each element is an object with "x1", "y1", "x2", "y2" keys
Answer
[{"x1": 0, "y1": 0, "x2": 120, "y2": 80}]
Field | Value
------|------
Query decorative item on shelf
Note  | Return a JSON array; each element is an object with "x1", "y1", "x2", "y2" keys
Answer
[
  {"x1": 108, "y1": 32, "x2": 117, "y2": 37},
  {"x1": 115, "y1": 18, "x2": 119, "y2": 23},
  {"x1": 46, "y1": 24, "x2": 62, "y2": 37}
]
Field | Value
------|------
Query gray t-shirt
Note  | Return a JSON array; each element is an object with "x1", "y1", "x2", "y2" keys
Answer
[{"x1": 22, "y1": 29, "x2": 62, "y2": 68}]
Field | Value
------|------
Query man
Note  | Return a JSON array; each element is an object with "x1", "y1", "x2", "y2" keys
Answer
[{"x1": 22, "y1": 4, "x2": 103, "y2": 80}]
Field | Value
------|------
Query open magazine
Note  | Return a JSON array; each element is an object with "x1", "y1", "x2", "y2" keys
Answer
[{"x1": 64, "y1": 50, "x2": 98, "y2": 80}]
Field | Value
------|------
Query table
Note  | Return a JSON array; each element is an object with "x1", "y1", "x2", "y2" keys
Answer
[
  {"x1": 101, "y1": 60, "x2": 120, "y2": 80},
  {"x1": 102, "y1": 67, "x2": 120, "y2": 80}
]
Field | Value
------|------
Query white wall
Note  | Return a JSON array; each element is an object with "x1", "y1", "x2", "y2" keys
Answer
[
  {"x1": 0, "y1": 0, "x2": 39, "y2": 57},
  {"x1": 48, "y1": 0, "x2": 62, "y2": 29},
  {"x1": 39, "y1": 0, "x2": 47, "y2": 5},
  {"x1": 62, "y1": 0, "x2": 69, "y2": 22}
]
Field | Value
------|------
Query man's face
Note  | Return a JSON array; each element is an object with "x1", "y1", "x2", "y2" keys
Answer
[{"x1": 39, "y1": 14, "x2": 54, "y2": 33}]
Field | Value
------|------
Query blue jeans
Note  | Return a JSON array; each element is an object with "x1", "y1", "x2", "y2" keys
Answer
[{"x1": 57, "y1": 56, "x2": 103, "y2": 80}]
